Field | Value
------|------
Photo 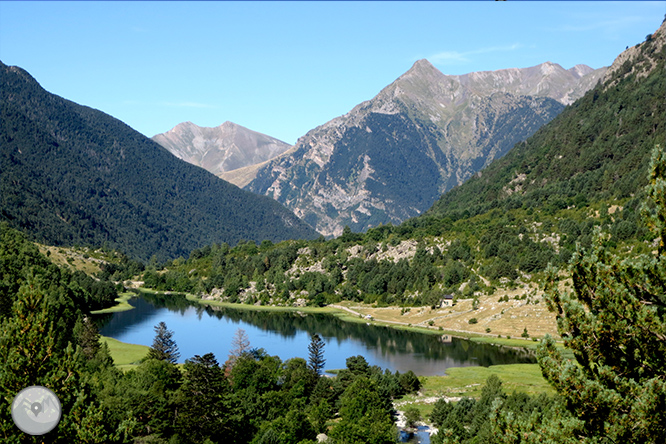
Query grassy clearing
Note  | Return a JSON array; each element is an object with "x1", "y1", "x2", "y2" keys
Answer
[
  {"x1": 336, "y1": 286, "x2": 561, "y2": 341},
  {"x1": 101, "y1": 336, "x2": 149, "y2": 371},
  {"x1": 180, "y1": 293, "x2": 567, "y2": 352},
  {"x1": 426, "y1": 363, "x2": 554, "y2": 398},
  {"x1": 395, "y1": 363, "x2": 555, "y2": 419},
  {"x1": 38, "y1": 244, "x2": 105, "y2": 275},
  {"x1": 90, "y1": 292, "x2": 136, "y2": 314}
]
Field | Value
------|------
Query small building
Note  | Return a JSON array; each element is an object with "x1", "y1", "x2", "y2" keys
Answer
[{"x1": 439, "y1": 294, "x2": 454, "y2": 307}]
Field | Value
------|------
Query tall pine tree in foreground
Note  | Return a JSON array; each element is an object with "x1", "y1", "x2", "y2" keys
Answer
[
  {"x1": 0, "y1": 279, "x2": 115, "y2": 442},
  {"x1": 538, "y1": 145, "x2": 666, "y2": 443}
]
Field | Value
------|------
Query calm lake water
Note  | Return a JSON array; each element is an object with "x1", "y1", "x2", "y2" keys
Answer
[{"x1": 96, "y1": 293, "x2": 535, "y2": 376}]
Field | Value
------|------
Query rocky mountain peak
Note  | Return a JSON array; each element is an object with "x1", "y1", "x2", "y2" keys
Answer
[
  {"x1": 152, "y1": 121, "x2": 292, "y2": 182},
  {"x1": 539, "y1": 61, "x2": 560, "y2": 75},
  {"x1": 404, "y1": 59, "x2": 439, "y2": 76},
  {"x1": 247, "y1": 57, "x2": 608, "y2": 237},
  {"x1": 568, "y1": 64, "x2": 595, "y2": 78}
]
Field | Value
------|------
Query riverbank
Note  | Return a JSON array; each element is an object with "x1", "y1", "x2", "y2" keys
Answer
[
  {"x1": 95, "y1": 287, "x2": 564, "y2": 352},
  {"x1": 394, "y1": 362, "x2": 555, "y2": 420},
  {"x1": 91, "y1": 292, "x2": 136, "y2": 314},
  {"x1": 186, "y1": 294, "x2": 561, "y2": 352},
  {"x1": 100, "y1": 331, "x2": 554, "y2": 431},
  {"x1": 100, "y1": 331, "x2": 553, "y2": 403}
]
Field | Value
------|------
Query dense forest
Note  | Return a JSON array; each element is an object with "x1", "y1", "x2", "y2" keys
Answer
[
  {"x1": 0, "y1": 223, "x2": 584, "y2": 444},
  {"x1": 0, "y1": 61, "x2": 318, "y2": 263},
  {"x1": 1, "y1": 145, "x2": 665, "y2": 442}
]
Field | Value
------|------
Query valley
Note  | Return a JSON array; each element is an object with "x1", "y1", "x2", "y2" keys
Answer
[{"x1": 0, "y1": 12, "x2": 664, "y2": 444}]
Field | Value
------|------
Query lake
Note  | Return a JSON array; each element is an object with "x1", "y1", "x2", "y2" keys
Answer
[{"x1": 95, "y1": 293, "x2": 535, "y2": 375}]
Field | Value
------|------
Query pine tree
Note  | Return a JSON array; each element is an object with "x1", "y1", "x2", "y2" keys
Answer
[
  {"x1": 0, "y1": 279, "x2": 114, "y2": 442},
  {"x1": 147, "y1": 321, "x2": 180, "y2": 364},
  {"x1": 329, "y1": 377, "x2": 396, "y2": 444},
  {"x1": 307, "y1": 333, "x2": 326, "y2": 376},
  {"x1": 73, "y1": 315, "x2": 101, "y2": 361},
  {"x1": 537, "y1": 145, "x2": 666, "y2": 443},
  {"x1": 175, "y1": 353, "x2": 235, "y2": 443}
]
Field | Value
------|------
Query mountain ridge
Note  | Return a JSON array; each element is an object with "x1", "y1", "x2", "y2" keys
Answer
[
  {"x1": 246, "y1": 60, "x2": 606, "y2": 237},
  {"x1": 426, "y1": 20, "x2": 666, "y2": 223},
  {"x1": 152, "y1": 120, "x2": 292, "y2": 184},
  {"x1": 0, "y1": 60, "x2": 318, "y2": 261}
]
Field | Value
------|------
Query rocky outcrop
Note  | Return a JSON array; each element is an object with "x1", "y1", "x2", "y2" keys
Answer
[
  {"x1": 247, "y1": 60, "x2": 606, "y2": 237},
  {"x1": 602, "y1": 20, "x2": 666, "y2": 88}
]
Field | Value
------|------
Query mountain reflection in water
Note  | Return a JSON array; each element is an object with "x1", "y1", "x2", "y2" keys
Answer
[{"x1": 96, "y1": 293, "x2": 534, "y2": 375}]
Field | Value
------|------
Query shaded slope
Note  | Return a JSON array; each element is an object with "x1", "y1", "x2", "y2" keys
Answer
[{"x1": 0, "y1": 61, "x2": 318, "y2": 261}]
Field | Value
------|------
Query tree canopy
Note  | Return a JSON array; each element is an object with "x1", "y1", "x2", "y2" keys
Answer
[{"x1": 537, "y1": 145, "x2": 666, "y2": 443}]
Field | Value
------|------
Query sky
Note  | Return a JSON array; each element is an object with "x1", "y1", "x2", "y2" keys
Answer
[{"x1": 1, "y1": 1, "x2": 664, "y2": 145}]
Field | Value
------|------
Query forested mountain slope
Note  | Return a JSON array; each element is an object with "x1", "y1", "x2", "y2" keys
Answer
[
  {"x1": 426, "y1": 23, "x2": 665, "y2": 223},
  {"x1": 0, "y1": 61, "x2": 318, "y2": 261}
]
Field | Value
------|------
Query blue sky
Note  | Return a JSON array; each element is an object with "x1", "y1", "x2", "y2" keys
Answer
[{"x1": 1, "y1": 1, "x2": 664, "y2": 144}]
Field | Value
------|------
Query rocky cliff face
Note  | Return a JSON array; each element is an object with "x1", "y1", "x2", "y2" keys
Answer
[
  {"x1": 602, "y1": 20, "x2": 666, "y2": 88},
  {"x1": 152, "y1": 121, "x2": 291, "y2": 186},
  {"x1": 246, "y1": 60, "x2": 607, "y2": 237}
]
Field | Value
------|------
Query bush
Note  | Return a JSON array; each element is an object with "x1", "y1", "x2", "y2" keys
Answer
[{"x1": 468, "y1": 318, "x2": 478, "y2": 324}]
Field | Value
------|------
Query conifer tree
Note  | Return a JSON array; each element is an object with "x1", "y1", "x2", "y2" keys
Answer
[
  {"x1": 307, "y1": 333, "x2": 326, "y2": 376},
  {"x1": 0, "y1": 279, "x2": 114, "y2": 442},
  {"x1": 175, "y1": 353, "x2": 235, "y2": 443},
  {"x1": 538, "y1": 146, "x2": 666, "y2": 443},
  {"x1": 225, "y1": 328, "x2": 251, "y2": 373},
  {"x1": 329, "y1": 377, "x2": 396, "y2": 444},
  {"x1": 147, "y1": 321, "x2": 180, "y2": 364}
]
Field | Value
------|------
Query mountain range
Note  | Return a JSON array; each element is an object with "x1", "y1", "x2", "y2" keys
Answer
[
  {"x1": 243, "y1": 60, "x2": 606, "y2": 237},
  {"x1": 426, "y1": 21, "x2": 665, "y2": 224},
  {"x1": 2, "y1": 19, "x2": 661, "y2": 265},
  {"x1": 0, "y1": 61, "x2": 318, "y2": 261},
  {"x1": 141, "y1": 20, "x2": 666, "y2": 337},
  {"x1": 152, "y1": 121, "x2": 292, "y2": 188}
]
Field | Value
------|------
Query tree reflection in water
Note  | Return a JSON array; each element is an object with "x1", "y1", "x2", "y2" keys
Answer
[{"x1": 96, "y1": 293, "x2": 535, "y2": 375}]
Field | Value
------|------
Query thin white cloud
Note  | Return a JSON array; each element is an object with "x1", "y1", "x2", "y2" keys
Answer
[
  {"x1": 429, "y1": 51, "x2": 470, "y2": 64},
  {"x1": 429, "y1": 43, "x2": 523, "y2": 66}
]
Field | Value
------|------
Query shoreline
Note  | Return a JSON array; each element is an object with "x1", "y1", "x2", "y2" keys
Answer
[
  {"x1": 94, "y1": 287, "x2": 564, "y2": 353},
  {"x1": 90, "y1": 292, "x2": 136, "y2": 314}
]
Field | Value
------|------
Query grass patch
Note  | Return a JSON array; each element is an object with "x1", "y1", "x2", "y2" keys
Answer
[
  {"x1": 429, "y1": 363, "x2": 554, "y2": 398},
  {"x1": 395, "y1": 363, "x2": 555, "y2": 420},
  {"x1": 91, "y1": 292, "x2": 136, "y2": 314},
  {"x1": 101, "y1": 336, "x2": 149, "y2": 371}
]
